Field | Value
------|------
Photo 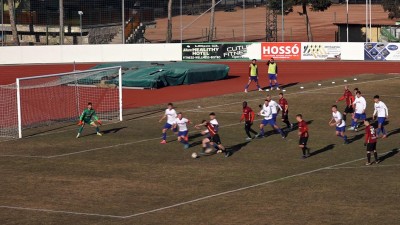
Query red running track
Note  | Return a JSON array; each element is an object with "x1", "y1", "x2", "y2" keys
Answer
[{"x1": 1, "y1": 61, "x2": 399, "y2": 109}]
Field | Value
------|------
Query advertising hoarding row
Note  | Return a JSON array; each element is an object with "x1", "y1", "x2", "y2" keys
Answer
[{"x1": 182, "y1": 42, "x2": 400, "y2": 61}]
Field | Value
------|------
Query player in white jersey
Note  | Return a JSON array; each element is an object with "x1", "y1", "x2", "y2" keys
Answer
[
  {"x1": 159, "y1": 103, "x2": 177, "y2": 144},
  {"x1": 265, "y1": 95, "x2": 282, "y2": 122},
  {"x1": 372, "y1": 95, "x2": 389, "y2": 138},
  {"x1": 173, "y1": 112, "x2": 191, "y2": 149},
  {"x1": 349, "y1": 91, "x2": 366, "y2": 131},
  {"x1": 329, "y1": 105, "x2": 348, "y2": 144},
  {"x1": 256, "y1": 99, "x2": 286, "y2": 138},
  {"x1": 201, "y1": 112, "x2": 219, "y2": 136}
]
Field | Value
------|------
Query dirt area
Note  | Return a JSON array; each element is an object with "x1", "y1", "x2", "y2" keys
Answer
[{"x1": 146, "y1": 4, "x2": 395, "y2": 43}]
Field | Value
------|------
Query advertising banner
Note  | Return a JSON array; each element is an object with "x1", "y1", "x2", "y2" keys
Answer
[
  {"x1": 182, "y1": 43, "x2": 257, "y2": 60},
  {"x1": 261, "y1": 42, "x2": 301, "y2": 60},
  {"x1": 301, "y1": 43, "x2": 341, "y2": 60},
  {"x1": 364, "y1": 43, "x2": 400, "y2": 61}
]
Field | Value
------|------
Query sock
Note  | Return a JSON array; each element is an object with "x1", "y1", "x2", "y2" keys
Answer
[
  {"x1": 343, "y1": 135, "x2": 347, "y2": 141},
  {"x1": 351, "y1": 120, "x2": 356, "y2": 127},
  {"x1": 381, "y1": 126, "x2": 386, "y2": 135},
  {"x1": 245, "y1": 84, "x2": 249, "y2": 89},
  {"x1": 376, "y1": 128, "x2": 381, "y2": 136},
  {"x1": 96, "y1": 127, "x2": 100, "y2": 133},
  {"x1": 285, "y1": 121, "x2": 291, "y2": 127},
  {"x1": 277, "y1": 128, "x2": 285, "y2": 137},
  {"x1": 269, "y1": 83, "x2": 273, "y2": 89},
  {"x1": 302, "y1": 147, "x2": 306, "y2": 156},
  {"x1": 275, "y1": 82, "x2": 279, "y2": 88},
  {"x1": 337, "y1": 133, "x2": 343, "y2": 138},
  {"x1": 162, "y1": 132, "x2": 167, "y2": 140},
  {"x1": 180, "y1": 139, "x2": 188, "y2": 145},
  {"x1": 260, "y1": 128, "x2": 264, "y2": 136},
  {"x1": 213, "y1": 143, "x2": 219, "y2": 150},
  {"x1": 374, "y1": 151, "x2": 379, "y2": 161},
  {"x1": 343, "y1": 114, "x2": 347, "y2": 122},
  {"x1": 367, "y1": 152, "x2": 371, "y2": 163},
  {"x1": 78, "y1": 126, "x2": 84, "y2": 133},
  {"x1": 257, "y1": 84, "x2": 261, "y2": 89}
]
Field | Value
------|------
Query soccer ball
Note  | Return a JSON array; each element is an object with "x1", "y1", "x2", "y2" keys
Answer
[{"x1": 191, "y1": 152, "x2": 198, "y2": 159}]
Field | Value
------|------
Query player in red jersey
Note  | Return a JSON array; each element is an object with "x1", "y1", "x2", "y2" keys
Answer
[
  {"x1": 195, "y1": 117, "x2": 231, "y2": 157},
  {"x1": 278, "y1": 93, "x2": 293, "y2": 130},
  {"x1": 364, "y1": 119, "x2": 380, "y2": 165},
  {"x1": 296, "y1": 114, "x2": 310, "y2": 158},
  {"x1": 336, "y1": 85, "x2": 355, "y2": 122},
  {"x1": 240, "y1": 101, "x2": 257, "y2": 141}
]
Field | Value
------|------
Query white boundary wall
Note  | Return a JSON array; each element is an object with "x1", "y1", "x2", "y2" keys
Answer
[
  {"x1": 0, "y1": 42, "x2": 392, "y2": 65},
  {"x1": 0, "y1": 44, "x2": 182, "y2": 64}
]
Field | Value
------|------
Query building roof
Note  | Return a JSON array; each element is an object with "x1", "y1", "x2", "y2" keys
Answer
[{"x1": 333, "y1": 22, "x2": 400, "y2": 27}]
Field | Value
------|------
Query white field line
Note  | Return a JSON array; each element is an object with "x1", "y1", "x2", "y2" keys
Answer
[
  {"x1": 1, "y1": 76, "x2": 399, "y2": 157},
  {"x1": 0, "y1": 153, "x2": 378, "y2": 219},
  {"x1": 302, "y1": 92, "x2": 400, "y2": 98},
  {"x1": 326, "y1": 164, "x2": 400, "y2": 170},
  {"x1": 0, "y1": 205, "x2": 125, "y2": 219}
]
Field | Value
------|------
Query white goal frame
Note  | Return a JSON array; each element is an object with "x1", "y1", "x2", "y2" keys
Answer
[{"x1": 15, "y1": 66, "x2": 123, "y2": 138}]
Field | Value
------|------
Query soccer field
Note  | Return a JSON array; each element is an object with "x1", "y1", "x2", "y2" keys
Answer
[{"x1": 0, "y1": 74, "x2": 399, "y2": 225}]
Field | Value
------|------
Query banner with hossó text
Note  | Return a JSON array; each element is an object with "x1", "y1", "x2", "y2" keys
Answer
[
  {"x1": 364, "y1": 42, "x2": 400, "y2": 61},
  {"x1": 182, "y1": 43, "x2": 259, "y2": 60},
  {"x1": 261, "y1": 42, "x2": 301, "y2": 60},
  {"x1": 301, "y1": 43, "x2": 341, "y2": 60}
]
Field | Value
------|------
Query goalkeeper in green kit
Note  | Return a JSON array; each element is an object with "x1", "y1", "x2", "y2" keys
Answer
[{"x1": 76, "y1": 102, "x2": 102, "y2": 138}]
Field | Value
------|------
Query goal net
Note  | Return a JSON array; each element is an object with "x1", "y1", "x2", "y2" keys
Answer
[{"x1": 0, "y1": 66, "x2": 122, "y2": 139}]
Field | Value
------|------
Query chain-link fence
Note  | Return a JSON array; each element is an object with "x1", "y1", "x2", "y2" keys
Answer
[{"x1": 0, "y1": 0, "x2": 387, "y2": 46}]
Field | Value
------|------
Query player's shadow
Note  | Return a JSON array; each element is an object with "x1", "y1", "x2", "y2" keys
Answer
[
  {"x1": 226, "y1": 141, "x2": 251, "y2": 156},
  {"x1": 378, "y1": 149, "x2": 399, "y2": 163},
  {"x1": 348, "y1": 133, "x2": 364, "y2": 143},
  {"x1": 387, "y1": 128, "x2": 400, "y2": 138},
  {"x1": 102, "y1": 126, "x2": 127, "y2": 134},
  {"x1": 188, "y1": 133, "x2": 205, "y2": 147},
  {"x1": 309, "y1": 144, "x2": 335, "y2": 157},
  {"x1": 261, "y1": 82, "x2": 298, "y2": 90}
]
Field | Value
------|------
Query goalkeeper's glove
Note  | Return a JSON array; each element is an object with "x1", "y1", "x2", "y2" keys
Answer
[
  {"x1": 78, "y1": 121, "x2": 83, "y2": 126},
  {"x1": 97, "y1": 120, "x2": 102, "y2": 125}
]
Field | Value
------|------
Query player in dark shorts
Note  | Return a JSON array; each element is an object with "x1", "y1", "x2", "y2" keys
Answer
[
  {"x1": 364, "y1": 120, "x2": 380, "y2": 165},
  {"x1": 296, "y1": 114, "x2": 310, "y2": 158},
  {"x1": 240, "y1": 101, "x2": 257, "y2": 140},
  {"x1": 279, "y1": 93, "x2": 293, "y2": 130},
  {"x1": 336, "y1": 85, "x2": 355, "y2": 122},
  {"x1": 195, "y1": 119, "x2": 231, "y2": 157}
]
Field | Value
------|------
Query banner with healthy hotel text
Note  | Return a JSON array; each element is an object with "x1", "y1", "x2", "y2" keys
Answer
[{"x1": 182, "y1": 43, "x2": 260, "y2": 60}]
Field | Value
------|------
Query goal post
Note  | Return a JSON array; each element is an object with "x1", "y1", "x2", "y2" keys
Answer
[{"x1": 3, "y1": 66, "x2": 123, "y2": 139}]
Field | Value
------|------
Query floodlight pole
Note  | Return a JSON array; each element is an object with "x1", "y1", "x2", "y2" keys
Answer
[
  {"x1": 281, "y1": 0, "x2": 284, "y2": 42},
  {"x1": 346, "y1": 0, "x2": 349, "y2": 42},
  {"x1": 78, "y1": 11, "x2": 83, "y2": 44},
  {"x1": 180, "y1": 0, "x2": 182, "y2": 43},
  {"x1": 122, "y1": 0, "x2": 125, "y2": 44},
  {"x1": 365, "y1": 0, "x2": 368, "y2": 42},
  {"x1": 242, "y1": 0, "x2": 245, "y2": 42},
  {"x1": 1, "y1": 0, "x2": 4, "y2": 46},
  {"x1": 59, "y1": 0, "x2": 64, "y2": 45}
]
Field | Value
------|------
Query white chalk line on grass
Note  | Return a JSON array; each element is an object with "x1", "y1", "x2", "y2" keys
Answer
[
  {"x1": 0, "y1": 153, "x2": 379, "y2": 219},
  {"x1": 1, "y1": 76, "x2": 399, "y2": 158},
  {"x1": 325, "y1": 164, "x2": 400, "y2": 170},
  {"x1": 0, "y1": 205, "x2": 125, "y2": 219}
]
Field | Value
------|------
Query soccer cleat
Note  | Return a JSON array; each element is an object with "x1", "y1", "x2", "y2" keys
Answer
[
  {"x1": 302, "y1": 155, "x2": 308, "y2": 159},
  {"x1": 365, "y1": 162, "x2": 372, "y2": 166},
  {"x1": 245, "y1": 137, "x2": 252, "y2": 141},
  {"x1": 265, "y1": 89, "x2": 270, "y2": 92},
  {"x1": 375, "y1": 160, "x2": 381, "y2": 164},
  {"x1": 184, "y1": 144, "x2": 190, "y2": 149},
  {"x1": 354, "y1": 128, "x2": 358, "y2": 132},
  {"x1": 347, "y1": 127, "x2": 355, "y2": 131},
  {"x1": 276, "y1": 87, "x2": 280, "y2": 90},
  {"x1": 258, "y1": 88, "x2": 263, "y2": 91},
  {"x1": 76, "y1": 133, "x2": 80, "y2": 138},
  {"x1": 344, "y1": 140, "x2": 349, "y2": 145},
  {"x1": 381, "y1": 135, "x2": 387, "y2": 139},
  {"x1": 244, "y1": 89, "x2": 248, "y2": 93},
  {"x1": 225, "y1": 151, "x2": 232, "y2": 158},
  {"x1": 160, "y1": 140, "x2": 167, "y2": 144},
  {"x1": 97, "y1": 132, "x2": 103, "y2": 136}
]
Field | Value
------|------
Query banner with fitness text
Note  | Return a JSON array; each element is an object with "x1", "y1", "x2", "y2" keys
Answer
[
  {"x1": 182, "y1": 43, "x2": 259, "y2": 60},
  {"x1": 261, "y1": 42, "x2": 301, "y2": 60},
  {"x1": 301, "y1": 43, "x2": 341, "y2": 60}
]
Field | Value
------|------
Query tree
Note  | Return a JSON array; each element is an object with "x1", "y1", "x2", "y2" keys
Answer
[
  {"x1": 381, "y1": 0, "x2": 400, "y2": 19},
  {"x1": 267, "y1": 0, "x2": 331, "y2": 42},
  {"x1": 7, "y1": 0, "x2": 19, "y2": 45},
  {"x1": 208, "y1": 0, "x2": 215, "y2": 42},
  {"x1": 166, "y1": 0, "x2": 172, "y2": 43}
]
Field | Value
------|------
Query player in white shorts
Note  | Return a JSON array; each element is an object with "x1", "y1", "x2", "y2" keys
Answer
[
  {"x1": 349, "y1": 91, "x2": 366, "y2": 131},
  {"x1": 173, "y1": 112, "x2": 191, "y2": 149},
  {"x1": 159, "y1": 103, "x2": 177, "y2": 144},
  {"x1": 329, "y1": 105, "x2": 348, "y2": 144},
  {"x1": 372, "y1": 95, "x2": 389, "y2": 138}
]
